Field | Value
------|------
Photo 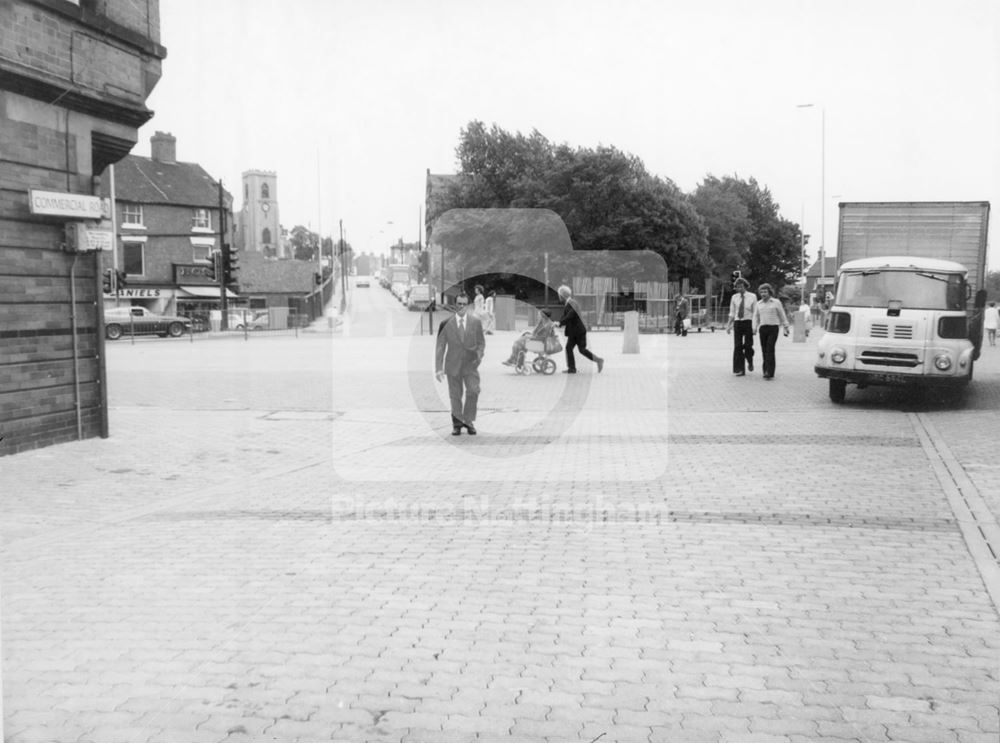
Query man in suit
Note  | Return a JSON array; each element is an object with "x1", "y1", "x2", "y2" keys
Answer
[
  {"x1": 435, "y1": 293, "x2": 486, "y2": 435},
  {"x1": 556, "y1": 285, "x2": 604, "y2": 374}
]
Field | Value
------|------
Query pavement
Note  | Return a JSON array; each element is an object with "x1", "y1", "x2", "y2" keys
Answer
[{"x1": 2, "y1": 319, "x2": 999, "y2": 743}]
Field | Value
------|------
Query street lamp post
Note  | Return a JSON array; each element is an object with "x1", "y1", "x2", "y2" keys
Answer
[{"x1": 797, "y1": 103, "x2": 826, "y2": 301}]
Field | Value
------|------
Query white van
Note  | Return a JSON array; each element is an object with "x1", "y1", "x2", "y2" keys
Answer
[{"x1": 815, "y1": 256, "x2": 977, "y2": 403}]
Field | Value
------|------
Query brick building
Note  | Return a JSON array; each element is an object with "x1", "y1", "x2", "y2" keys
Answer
[
  {"x1": 0, "y1": 0, "x2": 165, "y2": 455},
  {"x1": 99, "y1": 131, "x2": 237, "y2": 320}
]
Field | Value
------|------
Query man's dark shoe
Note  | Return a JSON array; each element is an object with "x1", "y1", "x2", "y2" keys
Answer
[
  {"x1": 452, "y1": 426, "x2": 462, "y2": 436},
  {"x1": 465, "y1": 423, "x2": 477, "y2": 435},
  {"x1": 734, "y1": 371, "x2": 745, "y2": 376},
  {"x1": 748, "y1": 361, "x2": 754, "y2": 372},
  {"x1": 562, "y1": 369, "x2": 577, "y2": 374},
  {"x1": 596, "y1": 357, "x2": 604, "y2": 373}
]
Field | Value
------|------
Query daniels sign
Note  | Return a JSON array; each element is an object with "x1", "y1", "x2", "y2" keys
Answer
[{"x1": 29, "y1": 189, "x2": 104, "y2": 219}]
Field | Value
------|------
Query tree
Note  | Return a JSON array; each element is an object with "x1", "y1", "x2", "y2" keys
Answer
[
  {"x1": 986, "y1": 269, "x2": 1000, "y2": 301},
  {"x1": 435, "y1": 121, "x2": 709, "y2": 290},
  {"x1": 289, "y1": 225, "x2": 319, "y2": 261},
  {"x1": 690, "y1": 175, "x2": 803, "y2": 291}
]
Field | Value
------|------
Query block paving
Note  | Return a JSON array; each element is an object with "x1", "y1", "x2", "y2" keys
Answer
[{"x1": 2, "y1": 324, "x2": 999, "y2": 742}]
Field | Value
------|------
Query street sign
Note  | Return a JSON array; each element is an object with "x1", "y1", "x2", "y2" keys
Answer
[
  {"x1": 29, "y1": 189, "x2": 103, "y2": 219},
  {"x1": 66, "y1": 223, "x2": 112, "y2": 251}
]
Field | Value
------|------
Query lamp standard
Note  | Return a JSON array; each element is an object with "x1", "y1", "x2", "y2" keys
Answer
[{"x1": 797, "y1": 103, "x2": 826, "y2": 298}]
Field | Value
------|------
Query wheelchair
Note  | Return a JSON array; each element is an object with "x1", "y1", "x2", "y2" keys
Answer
[{"x1": 514, "y1": 338, "x2": 558, "y2": 375}]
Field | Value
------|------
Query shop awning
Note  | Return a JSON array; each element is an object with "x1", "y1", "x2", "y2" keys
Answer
[{"x1": 178, "y1": 285, "x2": 238, "y2": 299}]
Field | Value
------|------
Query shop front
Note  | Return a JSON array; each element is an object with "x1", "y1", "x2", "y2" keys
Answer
[{"x1": 174, "y1": 263, "x2": 239, "y2": 330}]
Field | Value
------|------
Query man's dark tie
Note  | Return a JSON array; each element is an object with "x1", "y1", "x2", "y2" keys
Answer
[{"x1": 738, "y1": 295, "x2": 745, "y2": 319}]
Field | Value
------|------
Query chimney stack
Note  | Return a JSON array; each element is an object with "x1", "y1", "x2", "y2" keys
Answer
[{"x1": 150, "y1": 131, "x2": 176, "y2": 164}]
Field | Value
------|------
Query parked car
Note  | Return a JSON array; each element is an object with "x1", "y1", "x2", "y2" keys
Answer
[
  {"x1": 228, "y1": 310, "x2": 269, "y2": 331},
  {"x1": 355, "y1": 275, "x2": 370, "y2": 288},
  {"x1": 104, "y1": 306, "x2": 192, "y2": 340}
]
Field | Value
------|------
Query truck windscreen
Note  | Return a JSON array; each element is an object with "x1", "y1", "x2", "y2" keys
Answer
[{"x1": 835, "y1": 270, "x2": 966, "y2": 310}]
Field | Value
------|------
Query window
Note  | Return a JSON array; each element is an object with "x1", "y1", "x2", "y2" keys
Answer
[
  {"x1": 190, "y1": 237, "x2": 216, "y2": 262},
  {"x1": 262, "y1": 228, "x2": 271, "y2": 244},
  {"x1": 244, "y1": 184, "x2": 248, "y2": 201},
  {"x1": 123, "y1": 242, "x2": 144, "y2": 276},
  {"x1": 261, "y1": 183, "x2": 270, "y2": 199},
  {"x1": 121, "y1": 203, "x2": 143, "y2": 226},
  {"x1": 192, "y1": 208, "x2": 211, "y2": 230}
]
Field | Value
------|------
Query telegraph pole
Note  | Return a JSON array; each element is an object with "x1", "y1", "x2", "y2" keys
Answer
[
  {"x1": 339, "y1": 219, "x2": 346, "y2": 314},
  {"x1": 218, "y1": 180, "x2": 229, "y2": 329}
]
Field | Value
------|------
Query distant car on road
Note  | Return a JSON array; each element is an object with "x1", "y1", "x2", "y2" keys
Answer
[
  {"x1": 355, "y1": 276, "x2": 370, "y2": 288},
  {"x1": 105, "y1": 306, "x2": 192, "y2": 340}
]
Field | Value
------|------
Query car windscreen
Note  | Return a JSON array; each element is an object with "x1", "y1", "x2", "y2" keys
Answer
[{"x1": 835, "y1": 269, "x2": 966, "y2": 310}]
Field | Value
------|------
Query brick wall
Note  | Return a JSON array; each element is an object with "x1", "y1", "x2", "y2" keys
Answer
[{"x1": 0, "y1": 237, "x2": 105, "y2": 456}]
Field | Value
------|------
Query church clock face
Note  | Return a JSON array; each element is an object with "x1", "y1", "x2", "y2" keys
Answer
[{"x1": 261, "y1": 202, "x2": 270, "y2": 214}]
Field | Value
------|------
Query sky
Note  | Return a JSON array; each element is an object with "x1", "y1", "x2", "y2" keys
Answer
[{"x1": 137, "y1": 0, "x2": 1000, "y2": 270}]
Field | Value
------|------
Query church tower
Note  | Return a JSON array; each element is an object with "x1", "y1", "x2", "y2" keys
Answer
[{"x1": 239, "y1": 170, "x2": 286, "y2": 258}]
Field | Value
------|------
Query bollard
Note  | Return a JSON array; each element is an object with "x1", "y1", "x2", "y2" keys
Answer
[
  {"x1": 622, "y1": 310, "x2": 640, "y2": 353},
  {"x1": 792, "y1": 310, "x2": 807, "y2": 342}
]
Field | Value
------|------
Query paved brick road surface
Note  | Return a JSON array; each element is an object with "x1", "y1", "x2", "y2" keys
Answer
[{"x1": 2, "y1": 327, "x2": 999, "y2": 742}]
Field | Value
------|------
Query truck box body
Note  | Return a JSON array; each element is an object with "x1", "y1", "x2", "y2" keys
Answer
[{"x1": 837, "y1": 201, "x2": 990, "y2": 298}]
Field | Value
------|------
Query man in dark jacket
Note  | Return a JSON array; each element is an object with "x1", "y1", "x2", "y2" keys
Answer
[
  {"x1": 435, "y1": 293, "x2": 486, "y2": 434},
  {"x1": 557, "y1": 285, "x2": 604, "y2": 374}
]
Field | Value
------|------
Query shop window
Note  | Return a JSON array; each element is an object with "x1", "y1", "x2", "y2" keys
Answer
[
  {"x1": 121, "y1": 203, "x2": 143, "y2": 227},
  {"x1": 123, "y1": 242, "x2": 144, "y2": 276},
  {"x1": 192, "y1": 208, "x2": 211, "y2": 230}
]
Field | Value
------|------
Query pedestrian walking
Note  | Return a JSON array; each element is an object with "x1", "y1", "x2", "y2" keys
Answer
[
  {"x1": 726, "y1": 278, "x2": 757, "y2": 375},
  {"x1": 984, "y1": 301, "x2": 999, "y2": 347},
  {"x1": 435, "y1": 293, "x2": 486, "y2": 435},
  {"x1": 674, "y1": 294, "x2": 689, "y2": 336},
  {"x1": 483, "y1": 290, "x2": 496, "y2": 334},
  {"x1": 473, "y1": 284, "x2": 486, "y2": 323},
  {"x1": 557, "y1": 284, "x2": 604, "y2": 374},
  {"x1": 752, "y1": 283, "x2": 789, "y2": 380}
]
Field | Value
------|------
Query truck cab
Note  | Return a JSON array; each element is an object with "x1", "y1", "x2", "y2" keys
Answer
[{"x1": 815, "y1": 256, "x2": 977, "y2": 403}]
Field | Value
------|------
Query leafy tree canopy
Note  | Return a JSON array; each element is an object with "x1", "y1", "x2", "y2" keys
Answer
[
  {"x1": 433, "y1": 121, "x2": 709, "y2": 288},
  {"x1": 691, "y1": 175, "x2": 804, "y2": 291},
  {"x1": 289, "y1": 225, "x2": 319, "y2": 261},
  {"x1": 431, "y1": 121, "x2": 803, "y2": 294}
]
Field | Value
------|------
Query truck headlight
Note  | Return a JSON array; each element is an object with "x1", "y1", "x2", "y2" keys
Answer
[
  {"x1": 830, "y1": 347, "x2": 847, "y2": 364},
  {"x1": 933, "y1": 354, "x2": 952, "y2": 371}
]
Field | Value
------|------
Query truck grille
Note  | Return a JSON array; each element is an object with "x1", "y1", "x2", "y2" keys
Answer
[
  {"x1": 870, "y1": 322, "x2": 914, "y2": 339},
  {"x1": 859, "y1": 350, "x2": 920, "y2": 368}
]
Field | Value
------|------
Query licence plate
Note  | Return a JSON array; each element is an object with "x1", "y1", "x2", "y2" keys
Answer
[{"x1": 867, "y1": 373, "x2": 913, "y2": 385}]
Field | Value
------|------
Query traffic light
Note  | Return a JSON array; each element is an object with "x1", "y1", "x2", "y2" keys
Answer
[
  {"x1": 208, "y1": 252, "x2": 221, "y2": 282},
  {"x1": 102, "y1": 269, "x2": 114, "y2": 294},
  {"x1": 115, "y1": 270, "x2": 127, "y2": 293},
  {"x1": 222, "y1": 244, "x2": 239, "y2": 285},
  {"x1": 314, "y1": 272, "x2": 322, "y2": 285}
]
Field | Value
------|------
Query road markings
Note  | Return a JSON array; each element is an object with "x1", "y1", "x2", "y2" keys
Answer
[{"x1": 911, "y1": 412, "x2": 1000, "y2": 614}]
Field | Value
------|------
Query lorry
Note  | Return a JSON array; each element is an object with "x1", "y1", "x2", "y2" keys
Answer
[{"x1": 814, "y1": 201, "x2": 990, "y2": 403}]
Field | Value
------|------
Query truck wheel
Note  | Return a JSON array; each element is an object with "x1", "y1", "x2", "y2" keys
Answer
[
  {"x1": 167, "y1": 322, "x2": 185, "y2": 337},
  {"x1": 106, "y1": 324, "x2": 123, "y2": 341},
  {"x1": 829, "y1": 379, "x2": 847, "y2": 404}
]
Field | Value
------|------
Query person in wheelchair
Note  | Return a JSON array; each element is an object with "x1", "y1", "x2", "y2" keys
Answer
[{"x1": 502, "y1": 309, "x2": 556, "y2": 366}]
